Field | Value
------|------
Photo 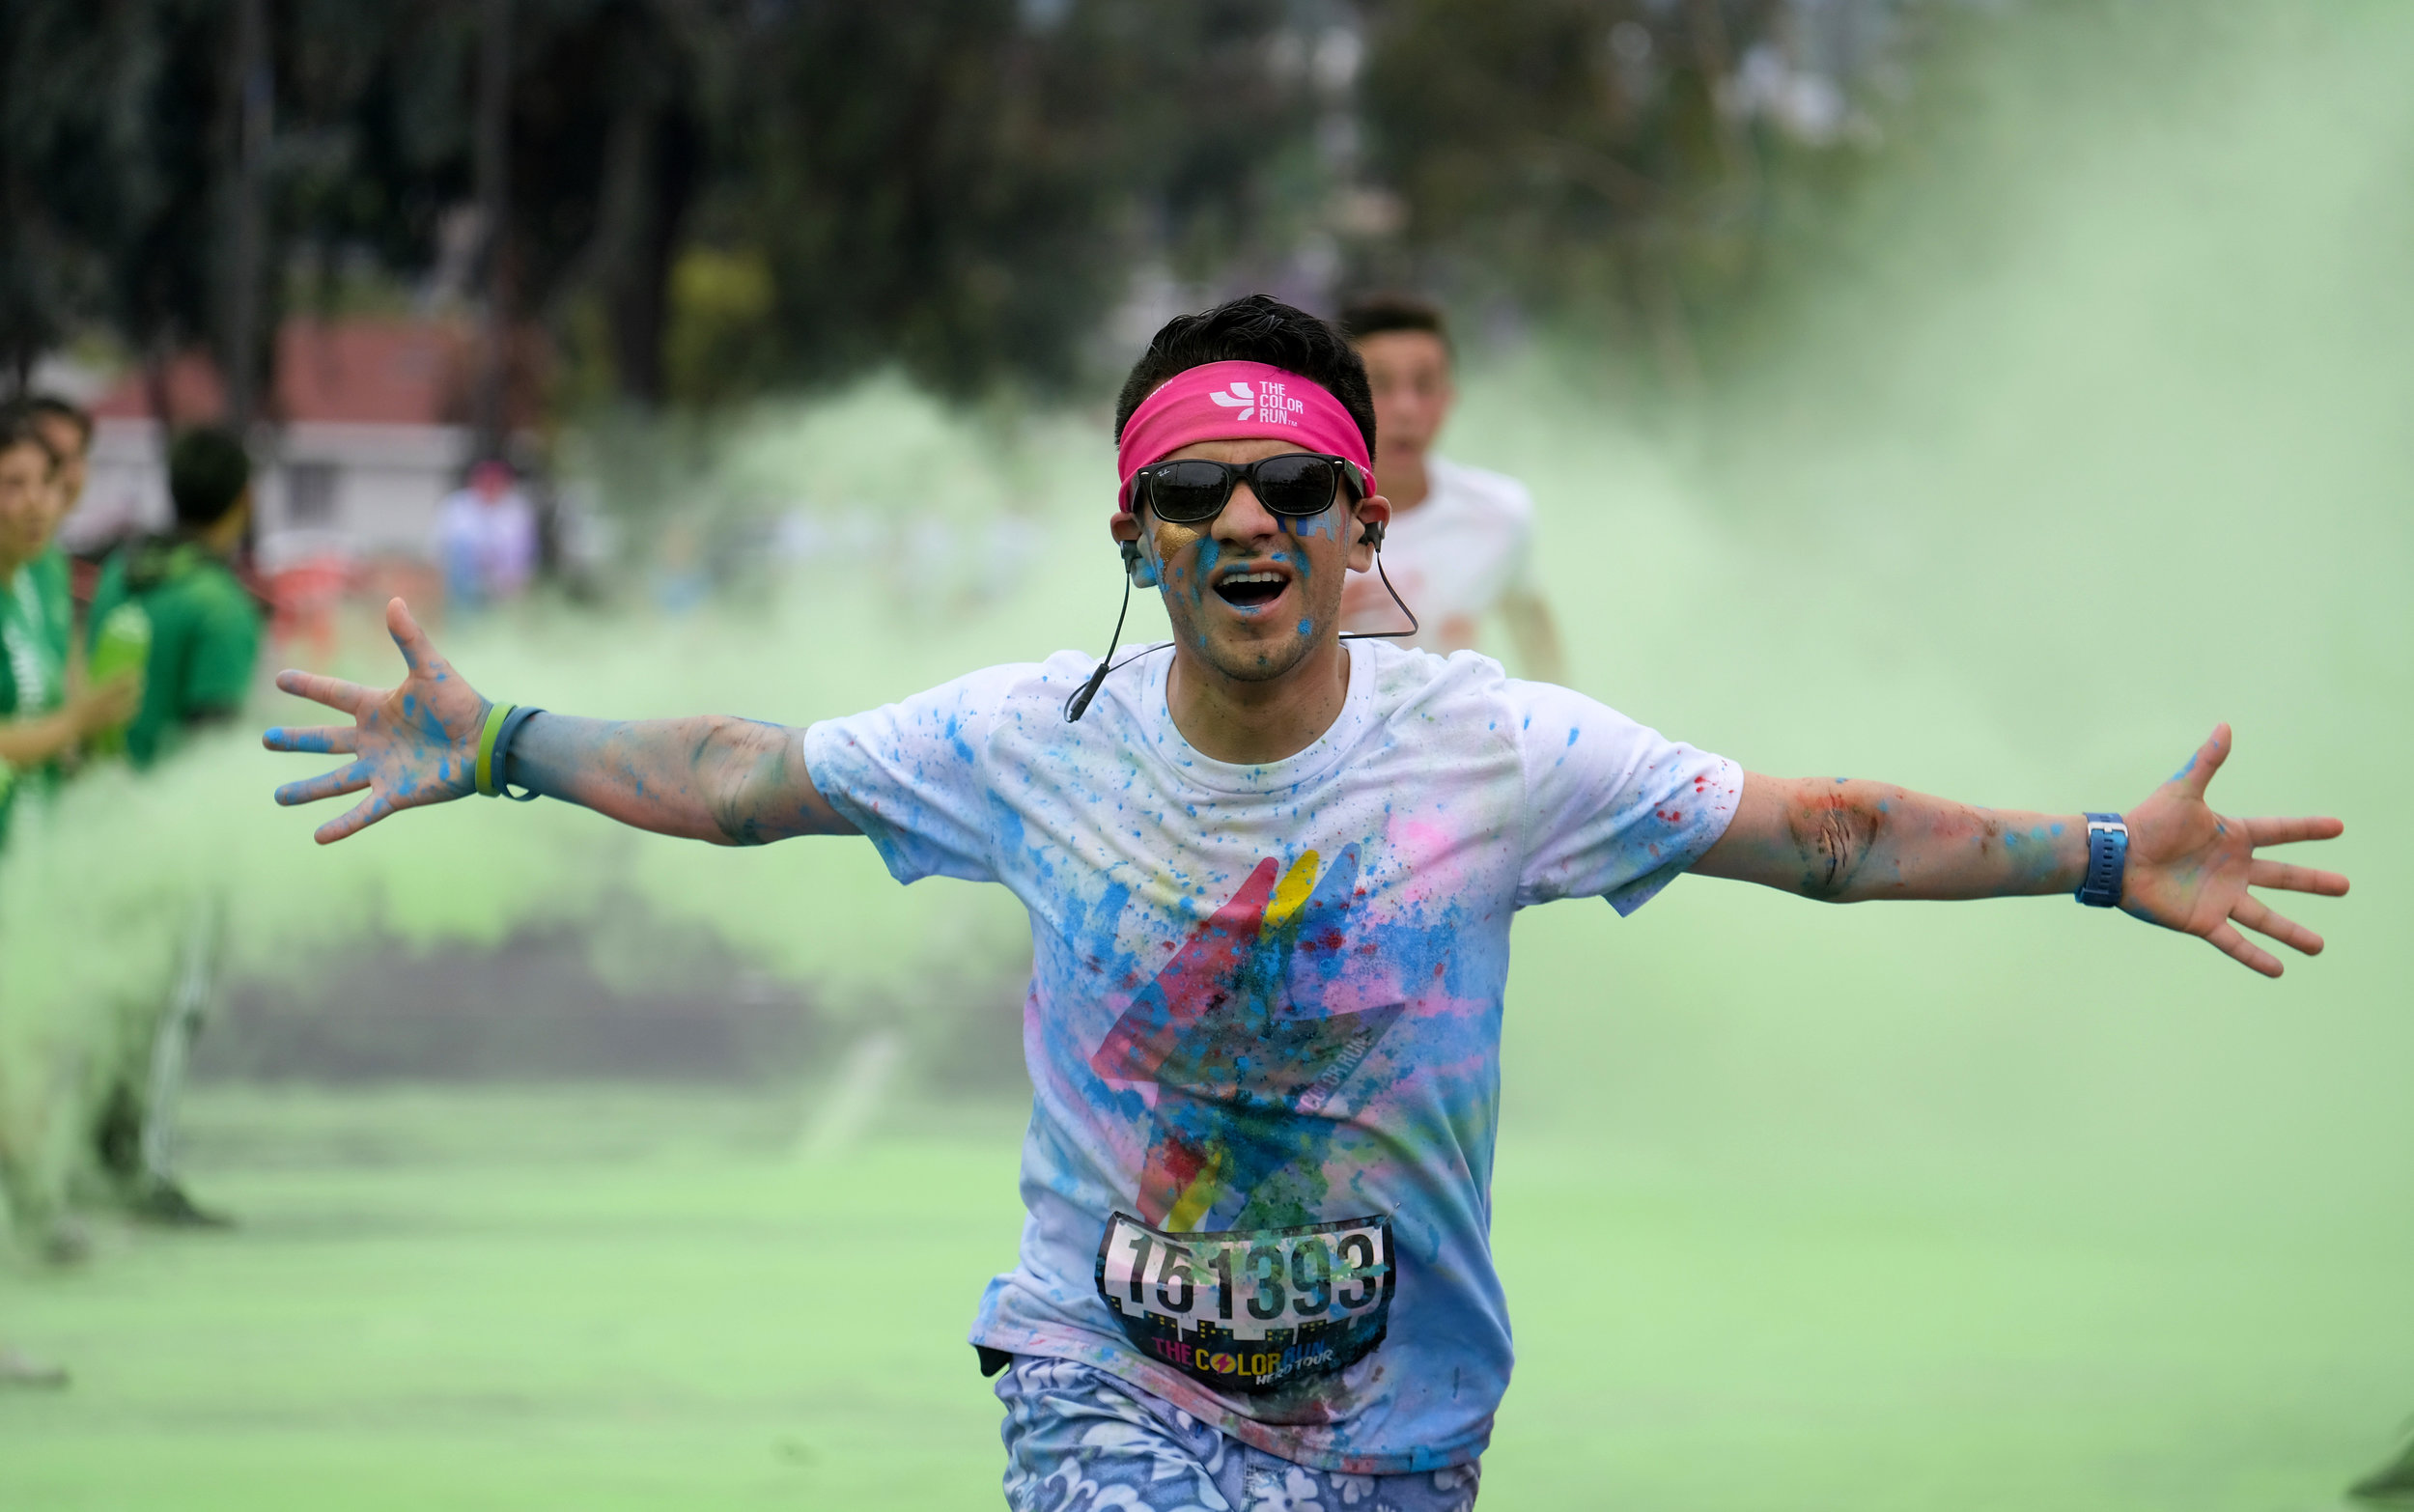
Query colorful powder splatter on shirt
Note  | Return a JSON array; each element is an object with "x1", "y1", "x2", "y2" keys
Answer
[{"x1": 804, "y1": 639, "x2": 1739, "y2": 1474}]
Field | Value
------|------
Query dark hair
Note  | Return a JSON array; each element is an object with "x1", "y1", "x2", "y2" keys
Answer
[
  {"x1": 24, "y1": 394, "x2": 94, "y2": 449},
  {"x1": 1337, "y1": 294, "x2": 1451, "y2": 354},
  {"x1": 168, "y1": 427, "x2": 252, "y2": 527},
  {"x1": 0, "y1": 406, "x2": 60, "y2": 473},
  {"x1": 1114, "y1": 294, "x2": 1377, "y2": 459}
]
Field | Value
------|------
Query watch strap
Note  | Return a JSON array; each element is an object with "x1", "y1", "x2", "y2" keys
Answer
[{"x1": 2076, "y1": 812, "x2": 2128, "y2": 908}]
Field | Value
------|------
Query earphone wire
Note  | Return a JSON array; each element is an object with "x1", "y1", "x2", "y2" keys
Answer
[
  {"x1": 1064, "y1": 527, "x2": 1415, "y2": 723},
  {"x1": 1337, "y1": 541, "x2": 1419, "y2": 642},
  {"x1": 1064, "y1": 566, "x2": 1174, "y2": 722}
]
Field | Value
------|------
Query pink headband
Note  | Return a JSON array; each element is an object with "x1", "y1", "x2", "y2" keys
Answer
[{"x1": 1115, "y1": 360, "x2": 1374, "y2": 512}]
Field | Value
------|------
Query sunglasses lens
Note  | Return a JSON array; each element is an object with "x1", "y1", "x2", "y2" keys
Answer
[
  {"x1": 1253, "y1": 455, "x2": 1338, "y2": 516},
  {"x1": 1147, "y1": 462, "x2": 1231, "y2": 522}
]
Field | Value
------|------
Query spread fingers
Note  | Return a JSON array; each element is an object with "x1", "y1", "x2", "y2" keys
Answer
[
  {"x1": 276, "y1": 762, "x2": 371, "y2": 808},
  {"x1": 2203, "y1": 922, "x2": 2283, "y2": 979},
  {"x1": 315, "y1": 792, "x2": 394, "y2": 846},
  {"x1": 263, "y1": 724, "x2": 359, "y2": 756},
  {"x1": 386, "y1": 598, "x2": 440, "y2": 674},
  {"x1": 2244, "y1": 815, "x2": 2344, "y2": 846},
  {"x1": 275, "y1": 669, "x2": 372, "y2": 714},
  {"x1": 2248, "y1": 858, "x2": 2348, "y2": 897},
  {"x1": 2232, "y1": 895, "x2": 2322, "y2": 957}
]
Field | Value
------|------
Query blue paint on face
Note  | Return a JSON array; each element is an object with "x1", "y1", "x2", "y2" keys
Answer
[{"x1": 1285, "y1": 503, "x2": 1345, "y2": 544}]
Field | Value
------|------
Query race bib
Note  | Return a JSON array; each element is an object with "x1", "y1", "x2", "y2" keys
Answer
[{"x1": 1094, "y1": 1211, "x2": 1394, "y2": 1395}]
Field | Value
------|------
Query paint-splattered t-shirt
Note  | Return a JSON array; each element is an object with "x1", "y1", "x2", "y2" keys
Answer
[{"x1": 802, "y1": 640, "x2": 1740, "y2": 1474}]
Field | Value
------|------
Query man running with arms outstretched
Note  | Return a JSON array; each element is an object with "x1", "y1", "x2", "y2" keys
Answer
[{"x1": 265, "y1": 296, "x2": 2347, "y2": 1512}]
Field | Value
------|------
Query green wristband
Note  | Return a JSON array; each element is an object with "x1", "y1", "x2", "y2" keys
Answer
[{"x1": 474, "y1": 703, "x2": 516, "y2": 797}]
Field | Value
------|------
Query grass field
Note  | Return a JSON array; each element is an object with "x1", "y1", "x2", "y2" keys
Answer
[{"x1": 4, "y1": 1082, "x2": 2406, "y2": 1511}]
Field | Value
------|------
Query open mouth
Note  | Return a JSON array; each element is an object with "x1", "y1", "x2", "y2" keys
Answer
[{"x1": 1213, "y1": 569, "x2": 1288, "y2": 608}]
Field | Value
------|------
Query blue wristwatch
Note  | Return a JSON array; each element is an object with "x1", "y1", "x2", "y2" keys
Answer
[{"x1": 2075, "y1": 812, "x2": 2128, "y2": 908}]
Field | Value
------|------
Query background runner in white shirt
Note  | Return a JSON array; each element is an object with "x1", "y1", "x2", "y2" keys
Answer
[{"x1": 1336, "y1": 295, "x2": 1566, "y2": 681}]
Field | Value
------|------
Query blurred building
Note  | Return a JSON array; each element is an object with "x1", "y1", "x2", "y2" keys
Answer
[{"x1": 66, "y1": 320, "x2": 475, "y2": 571}]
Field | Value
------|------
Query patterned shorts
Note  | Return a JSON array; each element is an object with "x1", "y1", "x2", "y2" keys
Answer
[{"x1": 995, "y1": 1355, "x2": 1480, "y2": 1512}]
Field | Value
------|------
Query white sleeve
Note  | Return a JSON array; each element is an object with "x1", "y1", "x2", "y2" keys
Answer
[
  {"x1": 1511, "y1": 680, "x2": 1742, "y2": 914},
  {"x1": 800, "y1": 663, "x2": 1033, "y2": 886},
  {"x1": 1496, "y1": 479, "x2": 1539, "y2": 596}
]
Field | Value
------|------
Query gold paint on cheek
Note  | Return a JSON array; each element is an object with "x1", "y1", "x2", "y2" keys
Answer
[{"x1": 1154, "y1": 523, "x2": 1204, "y2": 581}]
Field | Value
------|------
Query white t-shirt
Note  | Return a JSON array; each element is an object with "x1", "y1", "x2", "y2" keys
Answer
[
  {"x1": 801, "y1": 639, "x2": 1740, "y2": 1474},
  {"x1": 1338, "y1": 456, "x2": 1535, "y2": 655},
  {"x1": 435, "y1": 489, "x2": 538, "y2": 600}
]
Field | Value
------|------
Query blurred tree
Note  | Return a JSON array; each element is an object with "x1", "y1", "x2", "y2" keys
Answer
[
  {"x1": 0, "y1": 0, "x2": 140, "y2": 387},
  {"x1": 3, "y1": 0, "x2": 1942, "y2": 411},
  {"x1": 1359, "y1": 0, "x2": 1923, "y2": 381},
  {"x1": 661, "y1": 244, "x2": 777, "y2": 406},
  {"x1": 710, "y1": 0, "x2": 1311, "y2": 398},
  {"x1": 0, "y1": 0, "x2": 231, "y2": 404}
]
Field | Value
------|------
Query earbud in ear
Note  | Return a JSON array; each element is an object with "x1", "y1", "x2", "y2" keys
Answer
[
  {"x1": 1360, "y1": 520, "x2": 1386, "y2": 549},
  {"x1": 1120, "y1": 538, "x2": 1160, "y2": 588}
]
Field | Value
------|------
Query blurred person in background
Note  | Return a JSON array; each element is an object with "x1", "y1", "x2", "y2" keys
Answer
[
  {"x1": 0, "y1": 407, "x2": 127, "y2": 1389},
  {"x1": 25, "y1": 394, "x2": 94, "y2": 536},
  {"x1": 86, "y1": 430, "x2": 262, "y2": 769},
  {"x1": 1336, "y1": 295, "x2": 1567, "y2": 682},
  {"x1": 24, "y1": 397, "x2": 91, "y2": 666},
  {"x1": 80, "y1": 427, "x2": 264, "y2": 1226},
  {"x1": 0, "y1": 409, "x2": 134, "y2": 842},
  {"x1": 267, "y1": 295, "x2": 2346, "y2": 1512},
  {"x1": 435, "y1": 459, "x2": 538, "y2": 610}
]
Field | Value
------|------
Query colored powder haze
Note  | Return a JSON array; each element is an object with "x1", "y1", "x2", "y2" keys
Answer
[{"x1": 2, "y1": 5, "x2": 2408, "y2": 1507}]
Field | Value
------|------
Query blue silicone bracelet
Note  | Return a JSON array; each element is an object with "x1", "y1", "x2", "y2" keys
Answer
[{"x1": 491, "y1": 705, "x2": 546, "y2": 802}]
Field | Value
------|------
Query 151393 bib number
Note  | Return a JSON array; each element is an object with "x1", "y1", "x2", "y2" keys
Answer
[{"x1": 1094, "y1": 1212, "x2": 1394, "y2": 1395}]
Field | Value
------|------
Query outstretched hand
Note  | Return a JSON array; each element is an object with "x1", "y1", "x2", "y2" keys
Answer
[
  {"x1": 263, "y1": 598, "x2": 491, "y2": 844},
  {"x1": 2119, "y1": 723, "x2": 2347, "y2": 977}
]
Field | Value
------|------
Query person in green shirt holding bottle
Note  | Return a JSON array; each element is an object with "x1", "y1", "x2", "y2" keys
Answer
[{"x1": 81, "y1": 427, "x2": 264, "y2": 1225}]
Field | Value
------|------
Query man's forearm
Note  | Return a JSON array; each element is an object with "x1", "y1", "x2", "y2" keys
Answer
[
  {"x1": 1697, "y1": 774, "x2": 2088, "y2": 902},
  {"x1": 506, "y1": 713, "x2": 852, "y2": 845}
]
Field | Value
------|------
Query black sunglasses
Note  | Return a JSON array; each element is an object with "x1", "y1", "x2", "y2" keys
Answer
[{"x1": 1133, "y1": 452, "x2": 1364, "y2": 525}]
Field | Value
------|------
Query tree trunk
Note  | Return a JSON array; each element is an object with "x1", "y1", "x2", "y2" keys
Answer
[
  {"x1": 473, "y1": 0, "x2": 513, "y2": 459},
  {"x1": 596, "y1": 94, "x2": 699, "y2": 408}
]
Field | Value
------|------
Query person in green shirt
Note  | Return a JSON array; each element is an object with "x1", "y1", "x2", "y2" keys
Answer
[
  {"x1": 86, "y1": 428, "x2": 263, "y2": 768},
  {"x1": 0, "y1": 407, "x2": 132, "y2": 1386},
  {"x1": 25, "y1": 397, "x2": 93, "y2": 670},
  {"x1": 81, "y1": 427, "x2": 264, "y2": 1226},
  {"x1": 0, "y1": 410, "x2": 134, "y2": 834}
]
